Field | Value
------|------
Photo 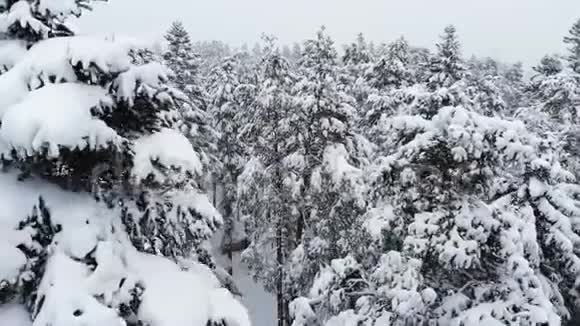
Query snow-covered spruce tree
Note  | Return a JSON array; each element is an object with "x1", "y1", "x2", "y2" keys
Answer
[
  {"x1": 362, "y1": 37, "x2": 415, "y2": 131},
  {"x1": 528, "y1": 66, "x2": 579, "y2": 126},
  {"x1": 163, "y1": 21, "x2": 218, "y2": 185},
  {"x1": 286, "y1": 27, "x2": 372, "y2": 324},
  {"x1": 0, "y1": 1, "x2": 249, "y2": 325},
  {"x1": 465, "y1": 57, "x2": 508, "y2": 117},
  {"x1": 365, "y1": 32, "x2": 470, "y2": 141},
  {"x1": 407, "y1": 46, "x2": 431, "y2": 86},
  {"x1": 238, "y1": 36, "x2": 301, "y2": 326},
  {"x1": 366, "y1": 37, "x2": 414, "y2": 91},
  {"x1": 207, "y1": 55, "x2": 250, "y2": 274},
  {"x1": 501, "y1": 61, "x2": 526, "y2": 110},
  {"x1": 292, "y1": 101, "x2": 580, "y2": 325},
  {"x1": 194, "y1": 40, "x2": 232, "y2": 78},
  {"x1": 526, "y1": 51, "x2": 580, "y2": 180},
  {"x1": 340, "y1": 33, "x2": 373, "y2": 106},
  {"x1": 533, "y1": 55, "x2": 564, "y2": 77},
  {"x1": 342, "y1": 33, "x2": 372, "y2": 69},
  {"x1": 564, "y1": 18, "x2": 580, "y2": 74},
  {"x1": 427, "y1": 25, "x2": 465, "y2": 90}
]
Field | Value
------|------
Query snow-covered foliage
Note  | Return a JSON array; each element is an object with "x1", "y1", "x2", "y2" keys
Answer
[
  {"x1": 366, "y1": 37, "x2": 414, "y2": 91},
  {"x1": 427, "y1": 25, "x2": 465, "y2": 90},
  {"x1": 0, "y1": 173, "x2": 249, "y2": 326},
  {"x1": 163, "y1": 21, "x2": 217, "y2": 171},
  {"x1": 0, "y1": 0, "x2": 91, "y2": 42},
  {"x1": 293, "y1": 104, "x2": 580, "y2": 326},
  {"x1": 286, "y1": 23, "x2": 580, "y2": 326},
  {"x1": 564, "y1": 18, "x2": 580, "y2": 74},
  {"x1": 238, "y1": 37, "x2": 300, "y2": 297},
  {"x1": 0, "y1": 1, "x2": 250, "y2": 326},
  {"x1": 2, "y1": 4, "x2": 580, "y2": 326},
  {"x1": 340, "y1": 33, "x2": 373, "y2": 106},
  {"x1": 207, "y1": 55, "x2": 250, "y2": 264}
]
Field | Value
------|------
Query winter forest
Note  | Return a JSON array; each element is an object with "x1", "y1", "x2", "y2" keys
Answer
[{"x1": 1, "y1": 1, "x2": 580, "y2": 326}]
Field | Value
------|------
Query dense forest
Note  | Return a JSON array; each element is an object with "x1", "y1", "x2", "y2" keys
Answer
[{"x1": 1, "y1": 1, "x2": 580, "y2": 326}]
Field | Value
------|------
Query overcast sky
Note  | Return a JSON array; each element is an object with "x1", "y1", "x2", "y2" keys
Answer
[{"x1": 78, "y1": 0, "x2": 580, "y2": 67}]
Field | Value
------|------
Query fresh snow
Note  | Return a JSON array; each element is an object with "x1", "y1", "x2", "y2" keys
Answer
[
  {"x1": 0, "y1": 35, "x2": 133, "y2": 114},
  {"x1": 0, "y1": 171, "x2": 250, "y2": 326},
  {"x1": 38, "y1": 0, "x2": 82, "y2": 17},
  {"x1": 0, "y1": 1, "x2": 48, "y2": 37},
  {"x1": 0, "y1": 83, "x2": 118, "y2": 158},
  {"x1": 0, "y1": 40, "x2": 27, "y2": 71},
  {"x1": 212, "y1": 244, "x2": 275, "y2": 326},
  {"x1": 132, "y1": 128, "x2": 203, "y2": 182},
  {"x1": 0, "y1": 305, "x2": 31, "y2": 326},
  {"x1": 113, "y1": 62, "x2": 174, "y2": 106},
  {"x1": 130, "y1": 250, "x2": 251, "y2": 326}
]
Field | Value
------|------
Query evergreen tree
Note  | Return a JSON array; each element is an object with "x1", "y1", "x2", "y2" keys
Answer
[
  {"x1": 527, "y1": 52, "x2": 580, "y2": 181},
  {"x1": 292, "y1": 96, "x2": 580, "y2": 326},
  {"x1": 286, "y1": 27, "x2": 371, "y2": 318},
  {"x1": 207, "y1": 56, "x2": 250, "y2": 275},
  {"x1": 466, "y1": 57, "x2": 508, "y2": 117},
  {"x1": 0, "y1": 1, "x2": 247, "y2": 325},
  {"x1": 340, "y1": 33, "x2": 373, "y2": 106},
  {"x1": 427, "y1": 25, "x2": 465, "y2": 89},
  {"x1": 564, "y1": 18, "x2": 580, "y2": 73},
  {"x1": 366, "y1": 37, "x2": 413, "y2": 90},
  {"x1": 238, "y1": 36, "x2": 300, "y2": 326},
  {"x1": 502, "y1": 62, "x2": 526, "y2": 110},
  {"x1": 163, "y1": 21, "x2": 218, "y2": 178},
  {"x1": 342, "y1": 33, "x2": 372, "y2": 67},
  {"x1": 533, "y1": 55, "x2": 564, "y2": 77}
]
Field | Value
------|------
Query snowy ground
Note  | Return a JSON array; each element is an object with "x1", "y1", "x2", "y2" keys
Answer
[
  {"x1": 230, "y1": 252, "x2": 276, "y2": 326},
  {"x1": 211, "y1": 232, "x2": 276, "y2": 326},
  {"x1": 0, "y1": 305, "x2": 30, "y2": 326}
]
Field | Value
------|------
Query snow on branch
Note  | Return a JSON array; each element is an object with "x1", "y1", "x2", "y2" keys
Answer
[
  {"x1": 0, "y1": 83, "x2": 118, "y2": 158},
  {"x1": 131, "y1": 128, "x2": 203, "y2": 184},
  {"x1": 0, "y1": 1, "x2": 49, "y2": 37}
]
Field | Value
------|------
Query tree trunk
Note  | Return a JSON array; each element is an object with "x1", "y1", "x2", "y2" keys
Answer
[
  {"x1": 212, "y1": 181, "x2": 218, "y2": 208},
  {"x1": 276, "y1": 211, "x2": 286, "y2": 326},
  {"x1": 224, "y1": 193, "x2": 234, "y2": 276}
]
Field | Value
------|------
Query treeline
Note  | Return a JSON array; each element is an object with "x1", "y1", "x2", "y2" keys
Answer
[{"x1": 161, "y1": 18, "x2": 580, "y2": 326}]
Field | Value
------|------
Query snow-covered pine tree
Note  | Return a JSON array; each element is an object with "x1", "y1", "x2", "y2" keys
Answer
[
  {"x1": 363, "y1": 37, "x2": 415, "y2": 131},
  {"x1": 0, "y1": 1, "x2": 249, "y2": 325},
  {"x1": 427, "y1": 25, "x2": 465, "y2": 90},
  {"x1": 163, "y1": 21, "x2": 218, "y2": 189},
  {"x1": 292, "y1": 95, "x2": 580, "y2": 326},
  {"x1": 501, "y1": 61, "x2": 526, "y2": 110},
  {"x1": 564, "y1": 18, "x2": 580, "y2": 74},
  {"x1": 286, "y1": 27, "x2": 372, "y2": 323},
  {"x1": 340, "y1": 33, "x2": 373, "y2": 107},
  {"x1": 365, "y1": 29, "x2": 469, "y2": 134},
  {"x1": 366, "y1": 37, "x2": 414, "y2": 91},
  {"x1": 342, "y1": 33, "x2": 372, "y2": 69},
  {"x1": 533, "y1": 54, "x2": 564, "y2": 77},
  {"x1": 465, "y1": 57, "x2": 508, "y2": 117},
  {"x1": 207, "y1": 55, "x2": 250, "y2": 275},
  {"x1": 193, "y1": 40, "x2": 232, "y2": 77},
  {"x1": 238, "y1": 35, "x2": 301, "y2": 326},
  {"x1": 527, "y1": 50, "x2": 580, "y2": 180}
]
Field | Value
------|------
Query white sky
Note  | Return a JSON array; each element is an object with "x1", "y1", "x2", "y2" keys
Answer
[{"x1": 78, "y1": 0, "x2": 580, "y2": 67}]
